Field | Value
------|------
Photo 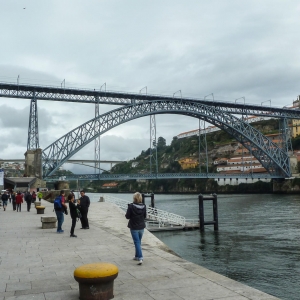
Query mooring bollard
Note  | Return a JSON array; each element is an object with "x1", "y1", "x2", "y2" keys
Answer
[
  {"x1": 74, "y1": 262, "x2": 118, "y2": 300},
  {"x1": 198, "y1": 193, "x2": 218, "y2": 231}
]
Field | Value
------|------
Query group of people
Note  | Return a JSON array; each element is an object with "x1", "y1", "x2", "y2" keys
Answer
[
  {"x1": 1, "y1": 190, "x2": 38, "y2": 212},
  {"x1": 2, "y1": 188, "x2": 147, "y2": 266},
  {"x1": 53, "y1": 190, "x2": 90, "y2": 237}
]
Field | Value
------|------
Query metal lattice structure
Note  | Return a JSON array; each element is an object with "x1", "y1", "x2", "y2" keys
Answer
[
  {"x1": 45, "y1": 172, "x2": 274, "y2": 181},
  {"x1": 42, "y1": 99, "x2": 291, "y2": 178},
  {"x1": 198, "y1": 119, "x2": 209, "y2": 173},
  {"x1": 149, "y1": 115, "x2": 158, "y2": 174},
  {"x1": 94, "y1": 96, "x2": 100, "y2": 173},
  {"x1": 0, "y1": 82, "x2": 300, "y2": 119},
  {"x1": 27, "y1": 93, "x2": 39, "y2": 150}
]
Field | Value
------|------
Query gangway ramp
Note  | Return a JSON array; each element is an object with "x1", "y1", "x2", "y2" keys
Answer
[{"x1": 100, "y1": 194, "x2": 187, "y2": 232}]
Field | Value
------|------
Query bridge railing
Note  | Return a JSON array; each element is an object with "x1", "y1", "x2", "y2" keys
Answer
[{"x1": 100, "y1": 194, "x2": 186, "y2": 226}]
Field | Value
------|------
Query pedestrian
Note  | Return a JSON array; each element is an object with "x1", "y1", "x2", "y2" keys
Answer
[
  {"x1": 68, "y1": 193, "x2": 78, "y2": 238},
  {"x1": 125, "y1": 192, "x2": 147, "y2": 265},
  {"x1": 54, "y1": 190, "x2": 68, "y2": 233},
  {"x1": 16, "y1": 192, "x2": 23, "y2": 212},
  {"x1": 11, "y1": 191, "x2": 16, "y2": 211},
  {"x1": 24, "y1": 192, "x2": 32, "y2": 212},
  {"x1": 8, "y1": 191, "x2": 12, "y2": 203},
  {"x1": 1, "y1": 191, "x2": 8, "y2": 211},
  {"x1": 32, "y1": 191, "x2": 37, "y2": 203},
  {"x1": 37, "y1": 191, "x2": 43, "y2": 201},
  {"x1": 78, "y1": 190, "x2": 90, "y2": 229}
]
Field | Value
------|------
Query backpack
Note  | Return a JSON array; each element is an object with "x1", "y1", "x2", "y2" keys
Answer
[{"x1": 54, "y1": 196, "x2": 62, "y2": 210}]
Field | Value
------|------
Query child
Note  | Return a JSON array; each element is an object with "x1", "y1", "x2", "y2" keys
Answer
[{"x1": 68, "y1": 193, "x2": 78, "y2": 237}]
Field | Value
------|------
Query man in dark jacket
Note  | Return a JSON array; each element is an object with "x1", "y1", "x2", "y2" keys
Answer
[
  {"x1": 78, "y1": 190, "x2": 90, "y2": 229},
  {"x1": 24, "y1": 192, "x2": 32, "y2": 212},
  {"x1": 125, "y1": 192, "x2": 147, "y2": 265}
]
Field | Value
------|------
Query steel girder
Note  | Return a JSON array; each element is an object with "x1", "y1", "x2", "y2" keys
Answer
[
  {"x1": 45, "y1": 172, "x2": 274, "y2": 182},
  {"x1": 0, "y1": 82, "x2": 300, "y2": 119},
  {"x1": 27, "y1": 94, "x2": 39, "y2": 150},
  {"x1": 42, "y1": 99, "x2": 291, "y2": 178}
]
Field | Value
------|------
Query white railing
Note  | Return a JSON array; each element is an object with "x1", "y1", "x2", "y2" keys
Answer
[{"x1": 100, "y1": 194, "x2": 186, "y2": 226}]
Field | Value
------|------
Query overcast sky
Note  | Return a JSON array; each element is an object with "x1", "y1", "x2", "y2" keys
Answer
[{"x1": 0, "y1": 0, "x2": 300, "y2": 173}]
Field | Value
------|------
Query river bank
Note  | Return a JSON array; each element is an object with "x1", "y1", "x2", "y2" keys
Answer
[{"x1": 0, "y1": 198, "x2": 279, "y2": 299}]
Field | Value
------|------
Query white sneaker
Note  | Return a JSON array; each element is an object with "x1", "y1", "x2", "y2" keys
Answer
[
  {"x1": 133, "y1": 257, "x2": 139, "y2": 261},
  {"x1": 138, "y1": 259, "x2": 143, "y2": 265}
]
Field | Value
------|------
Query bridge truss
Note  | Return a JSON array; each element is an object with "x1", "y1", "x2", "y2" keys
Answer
[
  {"x1": 0, "y1": 82, "x2": 298, "y2": 180},
  {"x1": 42, "y1": 99, "x2": 292, "y2": 178}
]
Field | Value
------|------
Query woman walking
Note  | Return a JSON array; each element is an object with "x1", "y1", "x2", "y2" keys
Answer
[
  {"x1": 125, "y1": 192, "x2": 147, "y2": 265},
  {"x1": 16, "y1": 192, "x2": 23, "y2": 212},
  {"x1": 68, "y1": 193, "x2": 78, "y2": 238}
]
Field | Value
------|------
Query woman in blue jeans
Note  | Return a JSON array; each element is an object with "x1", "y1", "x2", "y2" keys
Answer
[{"x1": 125, "y1": 192, "x2": 147, "y2": 265}]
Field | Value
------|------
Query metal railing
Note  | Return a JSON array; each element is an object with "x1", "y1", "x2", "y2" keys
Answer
[{"x1": 101, "y1": 194, "x2": 186, "y2": 226}]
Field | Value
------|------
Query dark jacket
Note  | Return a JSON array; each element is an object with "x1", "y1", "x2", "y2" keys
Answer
[
  {"x1": 69, "y1": 201, "x2": 78, "y2": 219},
  {"x1": 1, "y1": 194, "x2": 8, "y2": 201},
  {"x1": 125, "y1": 203, "x2": 146, "y2": 230},
  {"x1": 79, "y1": 195, "x2": 90, "y2": 209}
]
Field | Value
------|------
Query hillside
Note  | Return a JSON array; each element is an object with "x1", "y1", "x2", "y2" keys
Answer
[{"x1": 84, "y1": 118, "x2": 288, "y2": 193}]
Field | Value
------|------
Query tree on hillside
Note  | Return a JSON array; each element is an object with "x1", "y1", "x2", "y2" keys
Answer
[{"x1": 157, "y1": 136, "x2": 166, "y2": 150}]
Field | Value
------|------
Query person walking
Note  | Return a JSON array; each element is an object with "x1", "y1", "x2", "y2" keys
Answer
[
  {"x1": 37, "y1": 191, "x2": 43, "y2": 201},
  {"x1": 68, "y1": 193, "x2": 78, "y2": 237},
  {"x1": 24, "y1": 192, "x2": 32, "y2": 212},
  {"x1": 78, "y1": 190, "x2": 90, "y2": 229},
  {"x1": 54, "y1": 190, "x2": 68, "y2": 233},
  {"x1": 11, "y1": 191, "x2": 16, "y2": 211},
  {"x1": 125, "y1": 192, "x2": 147, "y2": 265},
  {"x1": 1, "y1": 191, "x2": 8, "y2": 211},
  {"x1": 32, "y1": 191, "x2": 37, "y2": 203},
  {"x1": 16, "y1": 192, "x2": 23, "y2": 212}
]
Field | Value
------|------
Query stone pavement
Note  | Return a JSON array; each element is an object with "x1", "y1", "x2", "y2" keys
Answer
[{"x1": 0, "y1": 199, "x2": 279, "y2": 300}]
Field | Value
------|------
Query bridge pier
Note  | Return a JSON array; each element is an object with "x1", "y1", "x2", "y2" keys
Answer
[
  {"x1": 24, "y1": 149, "x2": 43, "y2": 178},
  {"x1": 54, "y1": 181, "x2": 69, "y2": 191}
]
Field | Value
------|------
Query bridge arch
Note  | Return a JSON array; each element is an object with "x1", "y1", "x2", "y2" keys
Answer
[{"x1": 42, "y1": 99, "x2": 291, "y2": 178}]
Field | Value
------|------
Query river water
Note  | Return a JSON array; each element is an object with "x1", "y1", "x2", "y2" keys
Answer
[{"x1": 87, "y1": 193, "x2": 300, "y2": 300}]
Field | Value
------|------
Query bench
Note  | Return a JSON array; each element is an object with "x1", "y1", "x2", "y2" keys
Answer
[
  {"x1": 41, "y1": 216, "x2": 57, "y2": 229},
  {"x1": 36, "y1": 206, "x2": 45, "y2": 214},
  {"x1": 74, "y1": 262, "x2": 118, "y2": 300}
]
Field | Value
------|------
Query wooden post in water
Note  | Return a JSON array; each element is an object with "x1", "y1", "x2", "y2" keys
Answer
[
  {"x1": 212, "y1": 193, "x2": 219, "y2": 231},
  {"x1": 198, "y1": 194, "x2": 204, "y2": 231},
  {"x1": 150, "y1": 193, "x2": 155, "y2": 208},
  {"x1": 198, "y1": 193, "x2": 218, "y2": 231}
]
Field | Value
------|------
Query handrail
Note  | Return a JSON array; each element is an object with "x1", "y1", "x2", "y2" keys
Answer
[{"x1": 100, "y1": 194, "x2": 186, "y2": 226}]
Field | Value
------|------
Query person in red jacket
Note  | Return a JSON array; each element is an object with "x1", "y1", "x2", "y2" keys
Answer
[{"x1": 16, "y1": 192, "x2": 23, "y2": 212}]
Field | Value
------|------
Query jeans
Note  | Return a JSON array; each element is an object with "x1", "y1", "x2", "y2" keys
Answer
[
  {"x1": 130, "y1": 229, "x2": 144, "y2": 260},
  {"x1": 16, "y1": 203, "x2": 21, "y2": 212},
  {"x1": 55, "y1": 211, "x2": 64, "y2": 231}
]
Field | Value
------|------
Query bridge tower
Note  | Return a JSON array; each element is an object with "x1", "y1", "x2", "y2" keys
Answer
[{"x1": 24, "y1": 92, "x2": 43, "y2": 180}]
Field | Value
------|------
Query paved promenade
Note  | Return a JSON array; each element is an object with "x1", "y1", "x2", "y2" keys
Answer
[{"x1": 0, "y1": 199, "x2": 279, "y2": 300}]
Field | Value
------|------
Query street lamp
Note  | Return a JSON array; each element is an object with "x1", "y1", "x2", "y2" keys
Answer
[{"x1": 261, "y1": 99, "x2": 271, "y2": 107}]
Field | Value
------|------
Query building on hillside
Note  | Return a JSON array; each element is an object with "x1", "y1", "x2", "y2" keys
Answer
[
  {"x1": 102, "y1": 182, "x2": 118, "y2": 189},
  {"x1": 177, "y1": 115, "x2": 272, "y2": 140},
  {"x1": 178, "y1": 157, "x2": 199, "y2": 170},
  {"x1": 292, "y1": 96, "x2": 300, "y2": 138}
]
